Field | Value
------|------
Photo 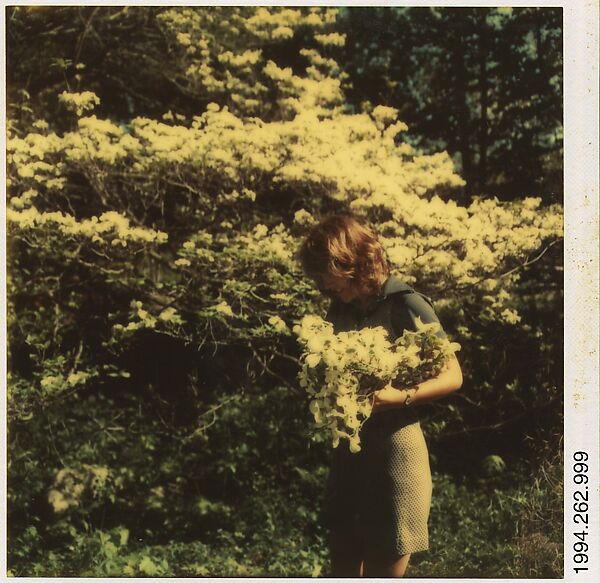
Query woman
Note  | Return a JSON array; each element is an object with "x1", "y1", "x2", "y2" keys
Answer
[{"x1": 298, "y1": 214, "x2": 463, "y2": 578}]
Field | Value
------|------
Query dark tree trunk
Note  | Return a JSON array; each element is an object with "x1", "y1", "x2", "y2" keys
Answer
[
  {"x1": 453, "y1": 36, "x2": 473, "y2": 197},
  {"x1": 478, "y1": 17, "x2": 489, "y2": 194}
]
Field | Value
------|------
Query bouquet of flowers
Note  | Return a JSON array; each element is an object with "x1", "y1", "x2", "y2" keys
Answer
[{"x1": 294, "y1": 315, "x2": 461, "y2": 453}]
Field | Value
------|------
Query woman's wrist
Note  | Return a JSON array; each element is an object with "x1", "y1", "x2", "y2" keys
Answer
[
  {"x1": 402, "y1": 387, "x2": 417, "y2": 406},
  {"x1": 386, "y1": 384, "x2": 407, "y2": 406},
  {"x1": 387, "y1": 383, "x2": 419, "y2": 407},
  {"x1": 372, "y1": 384, "x2": 420, "y2": 412}
]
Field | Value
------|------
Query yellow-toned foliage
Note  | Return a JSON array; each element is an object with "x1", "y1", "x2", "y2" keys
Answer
[{"x1": 7, "y1": 7, "x2": 563, "y2": 578}]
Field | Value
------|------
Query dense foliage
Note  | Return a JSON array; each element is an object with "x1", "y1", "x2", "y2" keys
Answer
[
  {"x1": 7, "y1": 6, "x2": 563, "y2": 577},
  {"x1": 340, "y1": 7, "x2": 563, "y2": 202}
]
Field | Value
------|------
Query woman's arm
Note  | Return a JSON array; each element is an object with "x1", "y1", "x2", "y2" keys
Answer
[{"x1": 372, "y1": 353, "x2": 463, "y2": 413}]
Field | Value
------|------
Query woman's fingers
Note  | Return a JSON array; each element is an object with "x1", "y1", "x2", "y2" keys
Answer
[{"x1": 371, "y1": 390, "x2": 386, "y2": 413}]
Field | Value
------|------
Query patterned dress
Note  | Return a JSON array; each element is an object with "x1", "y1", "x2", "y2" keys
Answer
[{"x1": 323, "y1": 274, "x2": 447, "y2": 561}]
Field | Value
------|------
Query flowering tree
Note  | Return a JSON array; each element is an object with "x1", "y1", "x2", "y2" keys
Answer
[
  {"x1": 7, "y1": 93, "x2": 561, "y2": 413},
  {"x1": 7, "y1": 6, "x2": 562, "y2": 577},
  {"x1": 7, "y1": 86, "x2": 562, "y2": 405}
]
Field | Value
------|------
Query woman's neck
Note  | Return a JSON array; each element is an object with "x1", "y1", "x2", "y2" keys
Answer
[{"x1": 352, "y1": 273, "x2": 388, "y2": 312}]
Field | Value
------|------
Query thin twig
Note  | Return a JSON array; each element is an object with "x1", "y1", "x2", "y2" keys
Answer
[{"x1": 435, "y1": 395, "x2": 561, "y2": 438}]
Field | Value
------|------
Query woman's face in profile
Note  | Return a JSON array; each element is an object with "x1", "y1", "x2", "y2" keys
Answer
[{"x1": 318, "y1": 273, "x2": 359, "y2": 304}]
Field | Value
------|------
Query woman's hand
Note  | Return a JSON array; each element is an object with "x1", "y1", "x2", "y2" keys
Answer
[
  {"x1": 371, "y1": 354, "x2": 463, "y2": 413},
  {"x1": 371, "y1": 384, "x2": 407, "y2": 413}
]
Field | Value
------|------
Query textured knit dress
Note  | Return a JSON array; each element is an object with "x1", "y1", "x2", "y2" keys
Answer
[{"x1": 323, "y1": 273, "x2": 448, "y2": 562}]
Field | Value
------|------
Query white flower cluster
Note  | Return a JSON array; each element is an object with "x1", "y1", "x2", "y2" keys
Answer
[
  {"x1": 174, "y1": 230, "x2": 216, "y2": 268},
  {"x1": 58, "y1": 91, "x2": 101, "y2": 116},
  {"x1": 238, "y1": 223, "x2": 297, "y2": 267},
  {"x1": 376, "y1": 194, "x2": 562, "y2": 302},
  {"x1": 48, "y1": 464, "x2": 110, "y2": 513},
  {"x1": 40, "y1": 370, "x2": 90, "y2": 393},
  {"x1": 7, "y1": 130, "x2": 66, "y2": 188},
  {"x1": 157, "y1": 7, "x2": 342, "y2": 117},
  {"x1": 293, "y1": 208, "x2": 316, "y2": 226},
  {"x1": 214, "y1": 300, "x2": 235, "y2": 317},
  {"x1": 113, "y1": 301, "x2": 184, "y2": 335},
  {"x1": 7, "y1": 207, "x2": 168, "y2": 247},
  {"x1": 268, "y1": 315, "x2": 289, "y2": 334},
  {"x1": 294, "y1": 315, "x2": 460, "y2": 453},
  {"x1": 314, "y1": 32, "x2": 346, "y2": 47}
]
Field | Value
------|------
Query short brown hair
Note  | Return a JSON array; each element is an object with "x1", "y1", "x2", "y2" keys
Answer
[{"x1": 298, "y1": 214, "x2": 390, "y2": 297}]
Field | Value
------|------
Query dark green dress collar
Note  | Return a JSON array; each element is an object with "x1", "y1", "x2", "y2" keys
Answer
[
  {"x1": 379, "y1": 273, "x2": 414, "y2": 299},
  {"x1": 349, "y1": 273, "x2": 414, "y2": 317}
]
